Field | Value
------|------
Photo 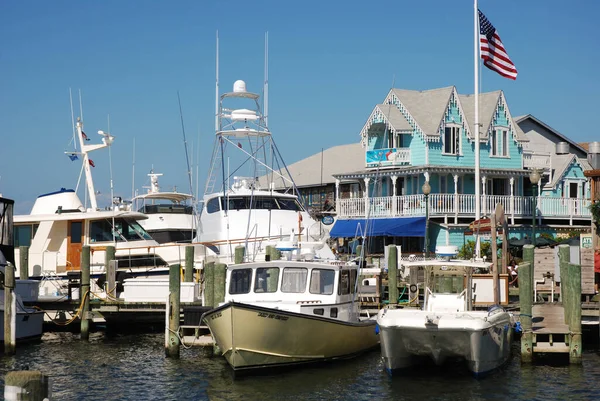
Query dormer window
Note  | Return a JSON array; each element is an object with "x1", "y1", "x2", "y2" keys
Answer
[
  {"x1": 490, "y1": 128, "x2": 509, "y2": 157},
  {"x1": 443, "y1": 126, "x2": 460, "y2": 155}
]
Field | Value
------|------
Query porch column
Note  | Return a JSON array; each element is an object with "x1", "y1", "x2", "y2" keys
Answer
[
  {"x1": 510, "y1": 177, "x2": 515, "y2": 225},
  {"x1": 364, "y1": 177, "x2": 371, "y2": 218},
  {"x1": 423, "y1": 172, "x2": 430, "y2": 216},
  {"x1": 482, "y1": 176, "x2": 487, "y2": 216},
  {"x1": 537, "y1": 181, "x2": 542, "y2": 226},
  {"x1": 453, "y1": 174, "x2": 459, "y2": 224},
  {"x1": 335, "y1": 179, "x2": 340, "y2": 214},
  {"x1": 391, "y1": 176, "x2": 398, "y2": 217}
]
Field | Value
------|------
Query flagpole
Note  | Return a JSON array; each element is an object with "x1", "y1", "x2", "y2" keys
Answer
[{"x1": 474, "y1": 0, "x2": 481, "y2": 259}]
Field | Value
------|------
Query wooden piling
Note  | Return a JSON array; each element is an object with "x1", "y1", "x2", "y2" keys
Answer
[
  {"x1": 4, "y1": 370, "x2": 50, "y2": 401},
  {"x1": 490, "y1": 213, "x2": 499, "y2": 304},
  {"x1": 81, "y1": 245, "x2": 90, "y2": 341},
  {"x1": 234, "y1": 246, "x2": 245, "y2": 264},
  {"x1": 4, "y1": 261, "x2": 16, "y2": 355},
  {"x1": 356, "y1": 244, "x2": 363, "y2": 259},
  {"x1": 519, "y1": 260, "x2": 533, "y2": 363},
  {"x1": 387, "y1": 245, "x2": 398, "y2": 304},
  {"x1": 19, "y1": 245, "x2": 29, "y2": 279},
  {"x1": 105, "y1": 245, "x2": 116, "y2": 299},
  {"x1": 558, "y1": 244, "x2": 570, "y2": 307},
  {"x1": 166, "y1": 264, "x2": 181, "y2": 358},
  {"x1": 185, "y1": 246, "x2": 194, "y2": 282},
  {"x1": 214, "y1": 263, "x2": 227, "y2": 305},
  {"x1": 565, "y1": 262, "x2": 582, "y2": 364},
  {"x1": 204, "y1": 261, "x2": 215, "y2": 307}
]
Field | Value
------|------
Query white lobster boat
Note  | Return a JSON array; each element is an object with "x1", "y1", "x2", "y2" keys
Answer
[
  {"x1": 377, "y1": 258, "x2": 513, "y2": 376},
  {"x1": 202, "y1": 247, "x2": 379, "y2": 373}
]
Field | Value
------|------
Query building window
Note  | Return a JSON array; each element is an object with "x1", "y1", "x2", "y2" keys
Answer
[
  {"x1": 491, "y1": 129, "x2": 508, "y2": 157},
  {"x1": 444, "y1": 126, "x2": 460, "y2": 155}
]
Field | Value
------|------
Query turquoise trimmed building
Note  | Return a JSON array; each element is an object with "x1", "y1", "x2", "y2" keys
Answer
[{"x1": 323, "y1": 86, "x2": 593, "y2": 253}]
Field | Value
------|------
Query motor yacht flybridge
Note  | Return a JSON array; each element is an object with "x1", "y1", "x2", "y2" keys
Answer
[
  {"x1": 13, "y1": 117, "x2": 208, "y2": 295},
  {"x1": 132, "y1": 171, "x2": 196, "y2": 244},
  {"x1": 196, "y1": 78, "x2": 334, "y2": 263}
]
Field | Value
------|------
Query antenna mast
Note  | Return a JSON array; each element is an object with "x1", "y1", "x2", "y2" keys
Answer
[
  {"x1": 264, "y1": 31, "x2": 269, "y2": 127},
  {"x1": 215, "y1": 31, "x2": 220, "y2": 133}
]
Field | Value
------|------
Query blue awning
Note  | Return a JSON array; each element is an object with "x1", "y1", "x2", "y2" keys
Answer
[{"x1": 329, "y1": 217, "x2": 426, "y2": 238}]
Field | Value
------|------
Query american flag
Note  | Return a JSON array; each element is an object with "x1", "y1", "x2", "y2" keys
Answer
[{"x1": 479, "y1": 9, "x2": 517, "y2": 80}]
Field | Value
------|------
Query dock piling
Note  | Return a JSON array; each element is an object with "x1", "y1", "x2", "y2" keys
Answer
[
  {"x1": 19, "y1": 245, "x2": 29, "y2": 279},
  {"x1": 565, "y1": 262, "x2": 582, "y2": 364},
  {"x1": 166, "y1": 264, "x2": 181, "y2": 358},
  {"x1": 4, "y1": 261, "x2": 16, "y2": 355},
  {"x1": 4, "y1": 370, "x2": 50, "y2": 401},
  {"x1": 204, "y1": 261, "x2": 215, "y2": 307},
  {"x1": 214, "y1": 263, "x2": 226, "y2": 305},
  {"x1": 234, "y1": 246, "x2": 245, "y2": 264},
  {"x1": 81, "y1": 245, "x2": 90, "y2": 341},
  {"x1": 558, "y1": 244, "x2": 570, "y2": 306},
  {"x1": 105, "y1": 245, "x2": 116, "y2": 299},
  {"x1": 386, "y1": 245, "x2": 398, "y2": 304},
  {"x1": 185, "y1": 246, "x2": 194, "y2": 282},
  {"x1": 519, "y1": 255, "x2": 533, "y2": 363}
]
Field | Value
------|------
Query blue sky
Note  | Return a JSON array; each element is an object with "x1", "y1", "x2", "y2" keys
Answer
[{"x1": 1, "y1": 0, "x2": 598, "y2": 213}]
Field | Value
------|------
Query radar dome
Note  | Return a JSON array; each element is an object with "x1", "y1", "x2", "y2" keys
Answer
[{"x1": 233, "y1": 80, "x2": 246, "y2": 93}]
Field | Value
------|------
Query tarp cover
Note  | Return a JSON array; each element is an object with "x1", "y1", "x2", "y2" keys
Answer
[{"x1": 330, "y1": 217, "x2": 426, "y2": 238}]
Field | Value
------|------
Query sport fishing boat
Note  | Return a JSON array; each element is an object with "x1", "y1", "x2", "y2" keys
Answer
[
  {"x1": 202, "y1": 243, "x2": 379, "y2": 373},
  {"x1": 131, "y1": 170, "x2": 196, "y2": 244},
  {"x1": 377, "y1": 257, "x2": 512, "y2": 376},
  {"x1": 13, "y1": 118, "x2": 208, "y2": 297},
  {"x1": 195, "y1": 42, "x2": 334, "y2": 263}
]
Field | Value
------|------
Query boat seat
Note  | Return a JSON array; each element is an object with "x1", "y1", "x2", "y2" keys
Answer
[{"x1": 426, "y1": 293, "x2": 465, "y2": 312}]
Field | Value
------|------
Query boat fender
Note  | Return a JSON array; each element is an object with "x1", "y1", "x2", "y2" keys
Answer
[{"x1": 375, "y1": 324, "x2": 380, "y2": 335}]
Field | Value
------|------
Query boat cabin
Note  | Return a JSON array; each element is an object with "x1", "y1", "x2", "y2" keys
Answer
[{"x1": 224, "y1": 260, "x2": 360, "y2": 321}]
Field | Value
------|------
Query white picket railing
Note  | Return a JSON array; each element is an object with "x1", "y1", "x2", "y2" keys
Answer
[{"x1": 336, "y1": 194, "x2": 591, "y2": 219}]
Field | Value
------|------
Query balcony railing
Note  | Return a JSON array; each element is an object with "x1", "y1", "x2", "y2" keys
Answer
[
  {"x1": 523, "y1": 150, "x2": 551, "y2": 170},
  {"x1": 337, "y1": 194, "x2": 592, "y2": 221},
  {"x1": 365, "y1": 147, "x2": 410, "y2": 167}
]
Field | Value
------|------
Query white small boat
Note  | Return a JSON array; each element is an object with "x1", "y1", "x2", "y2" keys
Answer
[
  {"x1": 0, "y1": 198, "x2": 44, "y2": 343},
  {"x1": 202, "y1": 248, "x2": 379, "y2": 372},
  {"x1": 132, "y1": 171, "x2": 196, "y2": 244},
  {"x1": 377, "y1": 258, "x2": 512, "y2": 376}
]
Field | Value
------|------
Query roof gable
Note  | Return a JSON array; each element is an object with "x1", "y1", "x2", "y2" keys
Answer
[
  {"x1": 359, "y1": 104, "x2": 411, "y2": 146},
  {"x1": 515, "y1": 114, "x2": 588, "y2": 155},
  {"x1": 387, "y1": 86, "x2": 454, "y2": 140}
]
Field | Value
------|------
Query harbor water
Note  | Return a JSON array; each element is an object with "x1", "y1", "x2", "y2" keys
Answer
[{"x1": 1, "y1": 331, "x2": 600, "y2": 400}]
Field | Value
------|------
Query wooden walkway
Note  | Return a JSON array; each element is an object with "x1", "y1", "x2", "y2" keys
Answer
[{"x1": 532, "y1": 303, "x2": 570, "y2": 353}]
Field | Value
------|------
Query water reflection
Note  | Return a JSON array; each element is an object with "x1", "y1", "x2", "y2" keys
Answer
[{"x1": 0, "y1": 333, "x2": 599, "y2": 401}]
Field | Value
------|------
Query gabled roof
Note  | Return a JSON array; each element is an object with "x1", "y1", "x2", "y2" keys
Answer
[
  {"x1": 514, "y1": 114, "x2": 588, "y2": 154},
  {"x1": 264, "y1": 143, "x2": 364, "y2": 189},
  {"x1": 459, "y1": 91, "x2": 501, "y2": 141},
  {"x1": 359, "y1": 104, "x2": 412, "y2": 143},
  {"x1": 546, "y1": 154, "x2": 592, "y2": 189},
  {"x1": 374, "y1": 104, "x2": 412, "y2": 131},
  {"x1": 390, "y1": 86, "x2": 454, "y2": 138}
]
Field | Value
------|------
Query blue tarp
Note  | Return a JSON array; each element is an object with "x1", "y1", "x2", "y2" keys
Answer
[{"x1": 329, "y1": 217, "x2": 426, "y2": 238}]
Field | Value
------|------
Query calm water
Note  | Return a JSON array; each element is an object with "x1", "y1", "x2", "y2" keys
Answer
[{"x1": 1, "y1": 331, "x2": 600, "y2": 401}]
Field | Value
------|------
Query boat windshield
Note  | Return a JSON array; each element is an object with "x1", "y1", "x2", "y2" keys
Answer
[
  {"x1": 207, "y1": 196, "x2": 303, "y2": 213},
  {"x1": 90, "y1": 218, "x2": 154, "y2": 243},
  {"x1": 138, "y1": 204, "x2": 193, "y2": 215}
]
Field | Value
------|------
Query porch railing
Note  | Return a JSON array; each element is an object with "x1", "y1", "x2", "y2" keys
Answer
[{"x1": 337, "y1": 194, "x2": 592, "y2": 220}]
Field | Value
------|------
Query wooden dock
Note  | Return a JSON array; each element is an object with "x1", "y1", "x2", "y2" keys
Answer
[{"x1": 531, "y1": 303, "x2": 571, "y2": 353}]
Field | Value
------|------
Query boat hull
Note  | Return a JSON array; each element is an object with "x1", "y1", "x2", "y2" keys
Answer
[
  {"x1": 203, "y1": 302, "x2": 379, "y2": 372},
  {"x1": 0, "y1": 310, "x2": 44, "y2": 343},
  {"x1": 377, "y1": 309, "x2": 512, "y2": 376}
]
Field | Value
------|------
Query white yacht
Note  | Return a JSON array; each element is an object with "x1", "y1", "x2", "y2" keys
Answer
[
  {"x1": 131, "y1": 171, "x2": 196, "y2": 244},
  {"x1": 377, "y1": 257, "x2": 513, "y2": 376},
  {"x1": 13, "y1": 118, "x2": 208, "y2": 296},
  {"x1": 196, "y1": 78, "x2": 334, "y2": 263},
  {"x1": 202, "y1": 243, "x2": 379, "y2": 373}
]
